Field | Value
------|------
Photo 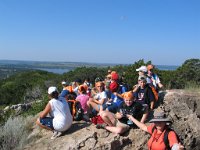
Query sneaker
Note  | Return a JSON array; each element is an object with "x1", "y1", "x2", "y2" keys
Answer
[
  {"x1": 96, "y1": 124, "x2": 106, "y2": 129},
  {"x1": 51, "y1": 131, "x2": 62, "y2": 140}
]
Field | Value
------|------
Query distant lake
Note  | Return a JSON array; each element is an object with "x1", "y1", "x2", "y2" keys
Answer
[
  {"x1": 35, "y1": 65, "x2": 178, "y2": 75},
  {"x1": 35, "y1": 68, "x2": 70, "y2": 74},
  {"x1": 156, "y1": 65, "x2": 179, "y2": 70}
]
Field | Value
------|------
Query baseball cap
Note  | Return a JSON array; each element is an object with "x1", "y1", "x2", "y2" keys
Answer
[{"x1": 48, "y1": 86, "x2": 58, "y2": 95}]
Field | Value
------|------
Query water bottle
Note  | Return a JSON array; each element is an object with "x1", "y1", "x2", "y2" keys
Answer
[
  {"x1": 171, "y1": 143, "x2": 179, "y2": 150},
  {"x1": 127, "y1": 119, "x2": 133, "y2": 125}
]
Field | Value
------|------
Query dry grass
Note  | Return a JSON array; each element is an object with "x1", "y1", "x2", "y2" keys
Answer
[
  {"x1": 184, "y1": 82, "x2": 200, "y2": 93},
  {"x1": 0, "y1": 116, "x2": 33, "y2": 150}
]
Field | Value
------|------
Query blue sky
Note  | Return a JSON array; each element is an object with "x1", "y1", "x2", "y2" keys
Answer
[{"x1": 0, "y1": 0, "x2": 199, "y2": 66}]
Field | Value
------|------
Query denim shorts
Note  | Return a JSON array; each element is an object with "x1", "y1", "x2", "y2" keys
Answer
[
  {"x1": 92, "y1": 104, "x2": 107, "y2": 115},
  {"x1": 40, "y1": 117, "x2": 54, "y2": 130},
  {"x1": 107, "y1": 103, "x2": 118, "y2": 113},
  {"x1": 97, "y1": 103, "x2": 107, "y2": 111}
]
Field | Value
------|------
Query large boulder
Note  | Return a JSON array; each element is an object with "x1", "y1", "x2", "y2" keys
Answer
[
  {"x1": 163, "y1": 90, "x2": 200, "y2": 150},
  {"x1": 24, "y1": 90, "x2": 200, "y2": 150}
]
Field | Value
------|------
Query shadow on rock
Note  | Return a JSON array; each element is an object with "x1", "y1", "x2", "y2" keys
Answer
[{"x1": 63, "y1": 121, "x2": 91, "y2": 135}]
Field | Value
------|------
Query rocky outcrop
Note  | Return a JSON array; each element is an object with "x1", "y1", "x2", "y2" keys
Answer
[
  {"x1": 162, "y1": 90, "x2": 200, "y2": 150},
  {"x1": 3, "y1": 100, "x2": 42, "y2": 114},
  {"x1": 24, "y1": 90, "x2": 200, "y2": 150}
]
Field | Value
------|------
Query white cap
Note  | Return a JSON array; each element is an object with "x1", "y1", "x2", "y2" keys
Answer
[
  {"x1": 48, "y1": 86, "x2": 58, "y2": 94},
  {"x1": 61, "y1": 81, "x2": 67, "y2": 85},
  {"x1": 136, "y1": 66, "x2": 147, "y2": 72}
]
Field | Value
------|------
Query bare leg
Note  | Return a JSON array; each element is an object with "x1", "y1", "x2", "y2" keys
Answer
[
  {"x1": 99, "y1": 111, "x2": 116, "y2": 126},
  {"x1": 88, "y1": 101, "x2": 99, "y2": 112},
  {"x1": 105, "y1": 126, "x2": 125, "y2": 134},
  {"x1": 150, "y1": 100, "x2": 155, "y2": 110}
]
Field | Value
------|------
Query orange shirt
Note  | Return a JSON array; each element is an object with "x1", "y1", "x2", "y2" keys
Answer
[
  {"x1": 64, "y1": 86, "x2": 73, "y2": 93},
  {"x1": 147, "y1": 124, "x2": 178, "y2": 150}
]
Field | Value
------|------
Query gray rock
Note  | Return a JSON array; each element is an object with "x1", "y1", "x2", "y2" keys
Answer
[{"x1": 23, "y1": 90, "x2": 200, "y2": 150}]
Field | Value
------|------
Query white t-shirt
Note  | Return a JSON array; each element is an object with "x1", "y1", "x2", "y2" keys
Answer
[
  {"x1": 147, "y1": 73, "x2": 161, "y2": 89},
  {"x1": 49, "y1": 97, "x2": 72, "y2": 132},
  {"x1": 94, "y1": 91, "x2": 108, "y2": 104}
]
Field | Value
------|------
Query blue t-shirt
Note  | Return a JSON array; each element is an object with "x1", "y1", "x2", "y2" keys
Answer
[
  {"x1": 111, "y1": 93, "x2": 123, "y2": 106},
  {"x1": 60, "y1": 89, "x2": 69, "y2": 98}
]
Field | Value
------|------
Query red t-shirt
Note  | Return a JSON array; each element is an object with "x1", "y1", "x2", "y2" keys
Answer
[{"x1": 147, "y1": 124, "x2": 178, "y2": 150}]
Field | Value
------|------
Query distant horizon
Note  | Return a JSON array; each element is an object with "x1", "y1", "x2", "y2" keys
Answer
[{"x1": 0, "y1": 59, "x2": 181, "y2": 67}]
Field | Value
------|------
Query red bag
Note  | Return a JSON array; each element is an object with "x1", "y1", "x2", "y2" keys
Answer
[{"x1": 91, "y1": 115, "x2": 105, "y2": 125}]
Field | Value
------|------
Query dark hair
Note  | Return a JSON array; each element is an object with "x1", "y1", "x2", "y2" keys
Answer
[
  {"x1": 79, "y1": 85, "x2": 86, "y2": 94},
  {"x1": 85, "y1": 78, "x2": 90, "y2": 82},
  {"x1": 139, "y1": 77, "x2": 147, "y2": 82},
  {"x1": 75, "y1": 78, "x2": 82, "y2": 83},
  {"x1": 95, "y1": 77, "x2": 103, "y2": 83},
  {"x1": 50, "y1": 91, "x2": 59, "y2": 99}
]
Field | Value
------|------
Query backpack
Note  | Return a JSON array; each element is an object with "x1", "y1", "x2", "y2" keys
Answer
[
  {"x1": 149, "y1": 85, "x2": 159, "y2": 101},
  {"x1": 139, "y1": 85, "x2": 158, "y2": 105},
  {"x1": 151, "y1": 126, "x2": 180, "y2": 150},
  {"x1": 67, "y1": 100, "x2": 84, "y2": 121},
  {"x1": 66, "y1": 91, "x2": 77, "y2": 100}
]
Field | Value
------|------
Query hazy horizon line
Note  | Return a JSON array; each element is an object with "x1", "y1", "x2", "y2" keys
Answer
[{"x1": 0, "y1": 59, "x2": 180, "y2": 67}]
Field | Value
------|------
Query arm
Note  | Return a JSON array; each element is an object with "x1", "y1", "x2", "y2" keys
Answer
[
  {"x1": 127, "y1": 115, "x2": 148, "y2": 132},
  {"x1": 113, "y1": 92, "x2": 123, "y2": 99},
  {"x1": 40, "y1": 102, "x2": 51, "y2": 118},
  {"x1": 91, "y1": 98, "x2": 102, "y2": 104},
  {"x1": 169, "y1": 131, "x2": 185, "y2": 150},
  {"x1": 157, "y1": 82, "x2": 163, "y2": 89},
  {"x1": 132, "y1": 84, "x2": 139, "y2": 93},
  {"x1": 98, "y1": 98, "x2": 107, "y2": 105},
  {"x1": 115, "y1": 112, "x2": 123, "y2": 119},
  {"x1": 177, "y1": 143, "x2": 184, "y2": 150},
  {"x1": 140, "y1": 105, "x2": 148, "y2": 123}
]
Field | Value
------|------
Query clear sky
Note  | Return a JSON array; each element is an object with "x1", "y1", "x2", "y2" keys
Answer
[{"x1": 0, "y1": 0, "x2": 199, "y2": 66}]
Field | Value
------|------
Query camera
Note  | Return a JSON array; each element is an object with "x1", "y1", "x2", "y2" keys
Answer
[{"x1": 121, "y1": 108, "x2": 136, "y2": 117}]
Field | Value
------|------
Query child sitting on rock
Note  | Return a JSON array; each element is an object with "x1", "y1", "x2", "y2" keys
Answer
[
  {"x1": 36, "y1": 86, "x2": 72, "y2": 140},
  {"x1": 97, "y1": 91, "x2": 148, "y2": 135}
]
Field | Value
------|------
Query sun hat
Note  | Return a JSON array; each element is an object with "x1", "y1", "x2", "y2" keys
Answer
[
  {"x1": 136, "y1": 66, "x2": 147, "y2": 72},
  {"x1": 48, "y1": 86, "x2": 58, "y2": 95},
  {"x1": 149, "y1": 111, "x2": 172, "y2": 123}
]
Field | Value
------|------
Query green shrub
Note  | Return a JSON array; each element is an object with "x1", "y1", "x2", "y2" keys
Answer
[{"x1": 23, "y1": 96, "x2": 49, "y2": 117}]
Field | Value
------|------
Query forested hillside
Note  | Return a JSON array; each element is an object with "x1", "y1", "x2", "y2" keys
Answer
[
  {"x1": 0, "y1": 59, "x2": 199, "y2": 124},
  {"x1": 1, "y1": 59, "x2": 200, "y2": 106}
]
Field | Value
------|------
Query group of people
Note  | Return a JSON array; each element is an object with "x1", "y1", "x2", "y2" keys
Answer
[{"x1": 36, "y1": 64, "x2": 184, "y2": 150}]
